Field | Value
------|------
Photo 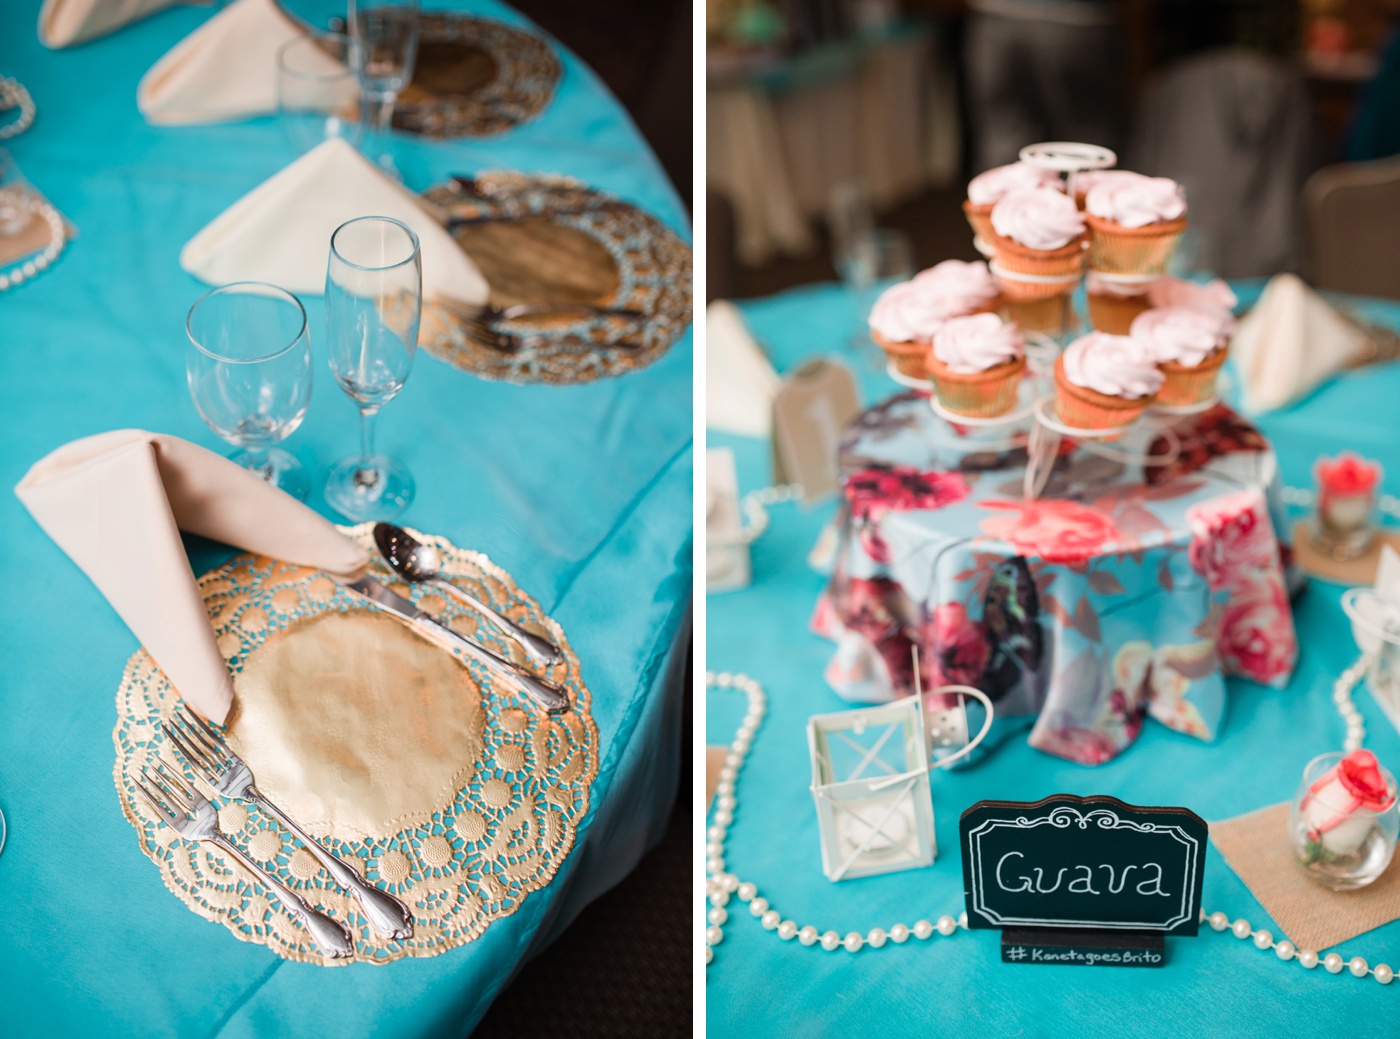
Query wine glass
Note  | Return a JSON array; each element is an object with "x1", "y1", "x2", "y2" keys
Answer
[
  {"x1": 324, "y1": 215, "x2": 421, "y2": 521},
  {"x1": 347, "y1": 0, "x2": 420, "y2": 172},
  {"x1": 276, "y1": 31, "x2": 364, "y2": 154},
  {"x1": 186, "y1": 283, "x2": 313, "y2": 500},
  {"x1": 841, "y1": 227, "x2": 915, "y2": 358}
]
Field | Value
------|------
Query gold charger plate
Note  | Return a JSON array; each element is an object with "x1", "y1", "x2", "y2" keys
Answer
[
  {"x1": 113, "y1": 525, "x2": 599, "y2": 965},
  {"x1": 420, "y1": 171, "x2": 694, "y2": 384},
  {"x1": 393, "y1": 13, "x2": 561, "y2": 138}
]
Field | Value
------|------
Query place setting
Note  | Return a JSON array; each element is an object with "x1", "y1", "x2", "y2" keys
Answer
[{"x1": 11, "y1": 136, "x2": 606, "y2": 964}]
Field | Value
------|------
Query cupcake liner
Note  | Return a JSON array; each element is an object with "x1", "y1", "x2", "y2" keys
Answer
[
  {"x1": 1156, "y1": 346, "x2": 1227, "y2": 407},
  {"x1": 1053, "y1": 354, "x2": 1151, "y2": 435},
  {"x1": 1086, "y1": 288, "x2": 1153, "y2": 334},
  {"x1": 1085, "y1": 214, "x2": 1187, "y2": 275},
  {"x1": 927, "y1": 355, "x2": 1026, "y2": 418},
  {"x1": 963, "y1": 200, "x2": 994, "y2": 244},
  {"x1": 999, "y1": 293, "x2": 1074, "y2": 335},
  {"x1": 872, "y1": 329, "x2": 932, "y2": 379},
  {"x1": 988, "y1": 232, "x2": 1086, "y2": 300}
]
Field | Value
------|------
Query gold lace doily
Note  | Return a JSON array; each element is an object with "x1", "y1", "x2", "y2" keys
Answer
[
  {"x1": 419, "y1": 172, "x2": 693, "y2": 384},
  {"x1": 392, "y1": 14, "x2": 561, "y2": 138},
  {"x1": 112, "y1": 525, "x2": 599, "y2": 966}
]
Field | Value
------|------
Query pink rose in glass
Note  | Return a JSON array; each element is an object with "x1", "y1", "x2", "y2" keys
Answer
[
  {"x1": 1218, "y1": 573, "x2": 1296, "y2": 684},
  {"x1": 977, "y1": 499, "x2": 1119, "y2": 564},
  {"x1": 1185, "y1": 489, "x2": 1277, "y2": 589},
  {"x1": 919, "y1": 602, "x2": 989, "y2": 690}
]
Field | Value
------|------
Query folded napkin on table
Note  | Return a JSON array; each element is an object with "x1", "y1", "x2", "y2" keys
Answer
[
  {"x1": 1231, "y1": 272, "x2": 1367, "y2": 413},
  {"x1": 706, "y1": 299, "x2": 780, "y2": 437},
  {"x1": 39, "y1": 0, "x2": 182, "y2": 49},
  {"x1": 181, "y1": 137, "x2": 490, "y2": 305},
  {"x1": 14, "y1": 430, "x2": 368, "y2": 724},
  {"x1": 138, "y1": 0, "x2": 323, "y2": 125}
]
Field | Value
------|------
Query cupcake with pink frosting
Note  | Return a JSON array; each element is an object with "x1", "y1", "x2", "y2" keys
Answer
[
  {"x1": 1129, "y1": 305, "x2": 1231, "y2": 406},
  {"x1": 1070, "y1": 169, "x2": 1136, "y2": 209},
  {"x1": 1054, "y1": 332, "x2": 1163, "y2": 433},
  {"x1": 963, "y1": 162, "x2": 1064, "y2": 244},
  {"x1": 926, "y1": 312, "x2": 1026, "y2": 418},
  {"x1": 1084, "y1": 172, "x2": 1187, "y2": 274},
  {"x1": 868, "y1": 260, "x2": 1001, "y2": 378},
  {"x1": 1085, "y1": 271, "x2": 1154, "y2": 335}
]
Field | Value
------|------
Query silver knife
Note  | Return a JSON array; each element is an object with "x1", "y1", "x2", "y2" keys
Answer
[{"x1": 341, "y1": 576, "x2": 571, "y2": 714}]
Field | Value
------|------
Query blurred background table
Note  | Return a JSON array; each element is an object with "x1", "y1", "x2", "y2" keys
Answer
[
  {"x1": 706, "y1": 279, "x2": 1400, "y2": 1035},
  {"x1": 0, "y1": 2, "x2": 691, "y2": 1035}
]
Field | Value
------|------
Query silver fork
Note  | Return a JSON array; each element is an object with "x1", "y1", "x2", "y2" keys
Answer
[
  {"x1": 163, "y1": 709, "x2": 413, "y2": 941},
  {"x1": 134, "y1": 758, "x2": 354, "y2": 959}
]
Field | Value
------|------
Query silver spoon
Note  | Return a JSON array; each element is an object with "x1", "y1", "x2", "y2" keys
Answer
[{"x1": 373, "y1": 523, "x2": 564, "y2": 669}]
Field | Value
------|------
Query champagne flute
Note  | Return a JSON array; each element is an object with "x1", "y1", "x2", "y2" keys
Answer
[
  {"x1": 185, "y1": 282, "x2": 312, "y2": 500},
  {"x1": 276, "y1": 31, "x2": 364, "y2": 154},
  {"x1": 324, "y1": 215, "x2": 421, "y2": 521},
  {"x1": 347, "y1": 0, "x2": 420, "y2": 172}
]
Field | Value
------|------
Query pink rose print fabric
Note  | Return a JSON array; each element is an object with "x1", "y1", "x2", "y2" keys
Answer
[{"x1": 818, "y1": 392, "x2": 1300, "y2": 767}]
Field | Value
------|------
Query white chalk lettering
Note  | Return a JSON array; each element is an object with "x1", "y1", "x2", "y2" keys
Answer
[
  {"x1": 1067, "y1": 865, "x2": 1099, "y2": 894},
  {"x1": 1135, "y1": 862, "x2": 1167, "y2": 896},
  {"x1": 995, "y1": 854, "x2": 1173, "y2": 897},
  {"x1": 996, "y1": 851, "x2": 1031, "y2": 892}
]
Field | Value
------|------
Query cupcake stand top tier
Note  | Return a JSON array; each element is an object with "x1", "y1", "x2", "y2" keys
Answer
[{"x1": 814, "y1": 388, "x2": 1301, "y2": 768}]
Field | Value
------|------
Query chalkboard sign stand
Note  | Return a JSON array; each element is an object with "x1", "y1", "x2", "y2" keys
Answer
[
  {"x1": 1000, "y1": 927, "x2": 1165, "y2": 968},
  {"x1": 961, "y1": 794, "x2": 1207, "y2": 969}
]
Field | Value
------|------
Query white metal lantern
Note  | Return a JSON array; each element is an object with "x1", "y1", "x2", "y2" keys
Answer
[
  {"x1": 808, "y1": 697, "x2": 936, "y2": 882},
  {"x1": 1344, "y1": 586, "x2": 1400, "y2": 734}
]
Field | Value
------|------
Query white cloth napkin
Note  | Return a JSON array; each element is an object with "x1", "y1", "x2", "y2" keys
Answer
[
  {"x1": 137, "y1": 0, "x2": 319, "y2": 125},
  {"x1": 1231, "y1": 273, "x2": 1367, "y2": 413},
  {"x1": 14, "y1": 430, "x2": 368, "y2": 723},
  {"x1": 706, "y1": 300, "x2": 781, "y2": 437},
  {"x1": 39, "y1": 0, "x2": 181, "y2": 49},
  {"x1": 181, "y1": 137, "x2": 490, "y2": 305}
]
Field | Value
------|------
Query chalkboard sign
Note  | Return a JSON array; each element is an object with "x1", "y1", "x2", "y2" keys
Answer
[{"x1": 961, "y1": 795, "x2": 1207, "y2": 937}]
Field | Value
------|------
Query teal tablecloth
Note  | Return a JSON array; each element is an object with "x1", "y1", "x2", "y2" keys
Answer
[
  {"x1": 0, "y1": 3, "x2": 691, "y2": 1036},
  {"x1": 706, "y1": 283, "x2": 1400, "y2": 1037}
]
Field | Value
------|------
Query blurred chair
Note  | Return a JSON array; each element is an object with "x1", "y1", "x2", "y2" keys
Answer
[
  {"x1": 1129, "y1": 48, "x2": 1317, "y2": 279},
  {"x1": 708, "y1": 189, "x2": 738, "y2": 302},
  {"x1": 1304, "y1": 156, "x2": 1400, "y2": 300}
]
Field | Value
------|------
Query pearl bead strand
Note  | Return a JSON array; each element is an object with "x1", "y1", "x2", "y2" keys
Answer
[
  {"x1": 704, "y1": 671, "x2": 966, "y2": 965},
  {"x1": 0, "y1": 77, "x2": 35, "y2": 141},
  {"x1": 1203, "y1": 909, "x2": 1393, "y2": 984},
  {"x1": 1332, "y1": 651, "x2": 1372, "y2": 754},
  {"x1": 0, "y1": 190, "x2": 66, "y2": 292}
]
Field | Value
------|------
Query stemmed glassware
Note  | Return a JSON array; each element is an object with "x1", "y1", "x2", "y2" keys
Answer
[
  {"x1": 347, "y1": 0, "x2": 420, "y2": 172},
  {"x1": 276, "y1": 31, "x2": 365, "y2": 154},
  {"x1": 324, "y1": 215, "x2": 421, "y2": 521},
  {"x1": 185, "y1": 282, "x2": 313, "y2": 499}
]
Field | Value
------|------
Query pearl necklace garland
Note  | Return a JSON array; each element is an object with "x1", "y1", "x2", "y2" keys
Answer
[
  {"x1": 704, "y1": 668, "x2": 1397, "y2": 985},
  {"x1": 0, "y1": 190, "x2": 67, "y2": 292},
  {"x1": 0, "y1": 77, "x2": 35, "y2": 141}
]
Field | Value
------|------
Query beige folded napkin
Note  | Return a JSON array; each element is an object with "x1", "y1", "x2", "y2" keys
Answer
[
  {"x1": 180, "y1": 137, "x2": 489, "y2": 305},
  {"x1": 14, "y1": 430, "x2": 368, "y2": 723},
  {"x1": 706, "y1": 300, "x2": 780, "y2": 437},
  {"x1": 1232, "y1": 272, "x2": 1367, "y2": 413},
  {"x1": 39, "y1": 0, "x2": 183, "y2": 49},
  {"x1": 137, "y1": 0, "x2": 321, "y2": 125}
]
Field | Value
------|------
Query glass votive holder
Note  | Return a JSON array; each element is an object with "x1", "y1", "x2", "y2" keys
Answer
[
  {"x1": 1312, "y1": 452, "x2": 1382, "y2": 561},
  {"x1": 1289, "y1": 750, "x2": 1399, "y2": 890}
]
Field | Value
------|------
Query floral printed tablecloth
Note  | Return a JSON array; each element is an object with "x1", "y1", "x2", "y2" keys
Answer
[{"x1": 812, "y1": 391, "x2": 1302, "y2": 766}]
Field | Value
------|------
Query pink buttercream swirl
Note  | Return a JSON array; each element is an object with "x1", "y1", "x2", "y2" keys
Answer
[
  {"x1": 967, "y1": 162, "x2": 1064, "y2": 206},
  {"x1": 1062, "y1": 332, "x2": 1164, "y2": 399},
  {"x1": 868, "y1": 281, "x2": 946, "y2": 343},
  {"x1": 911, "y1": 259, "x2": 999, "y2": 311},
  {"x1": 1086, "y1": 172, "x2": 1186, "y2": 228},
  {"x1": 932, "y1": 313, "x2": 1025, "y2": 374},
  {"x1": 1130, "y1": 306, "x2": 1228, "y2": 367},
  {"x1": 1148, "y1": 276, "x2": 1237, "y2": 330},
  {"x1": 991, "y1": 188, "x2": 1086, "y2": 251},
  {"x1": 1071, "y1": 169, "x2": 1137, "y2": 200}
]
